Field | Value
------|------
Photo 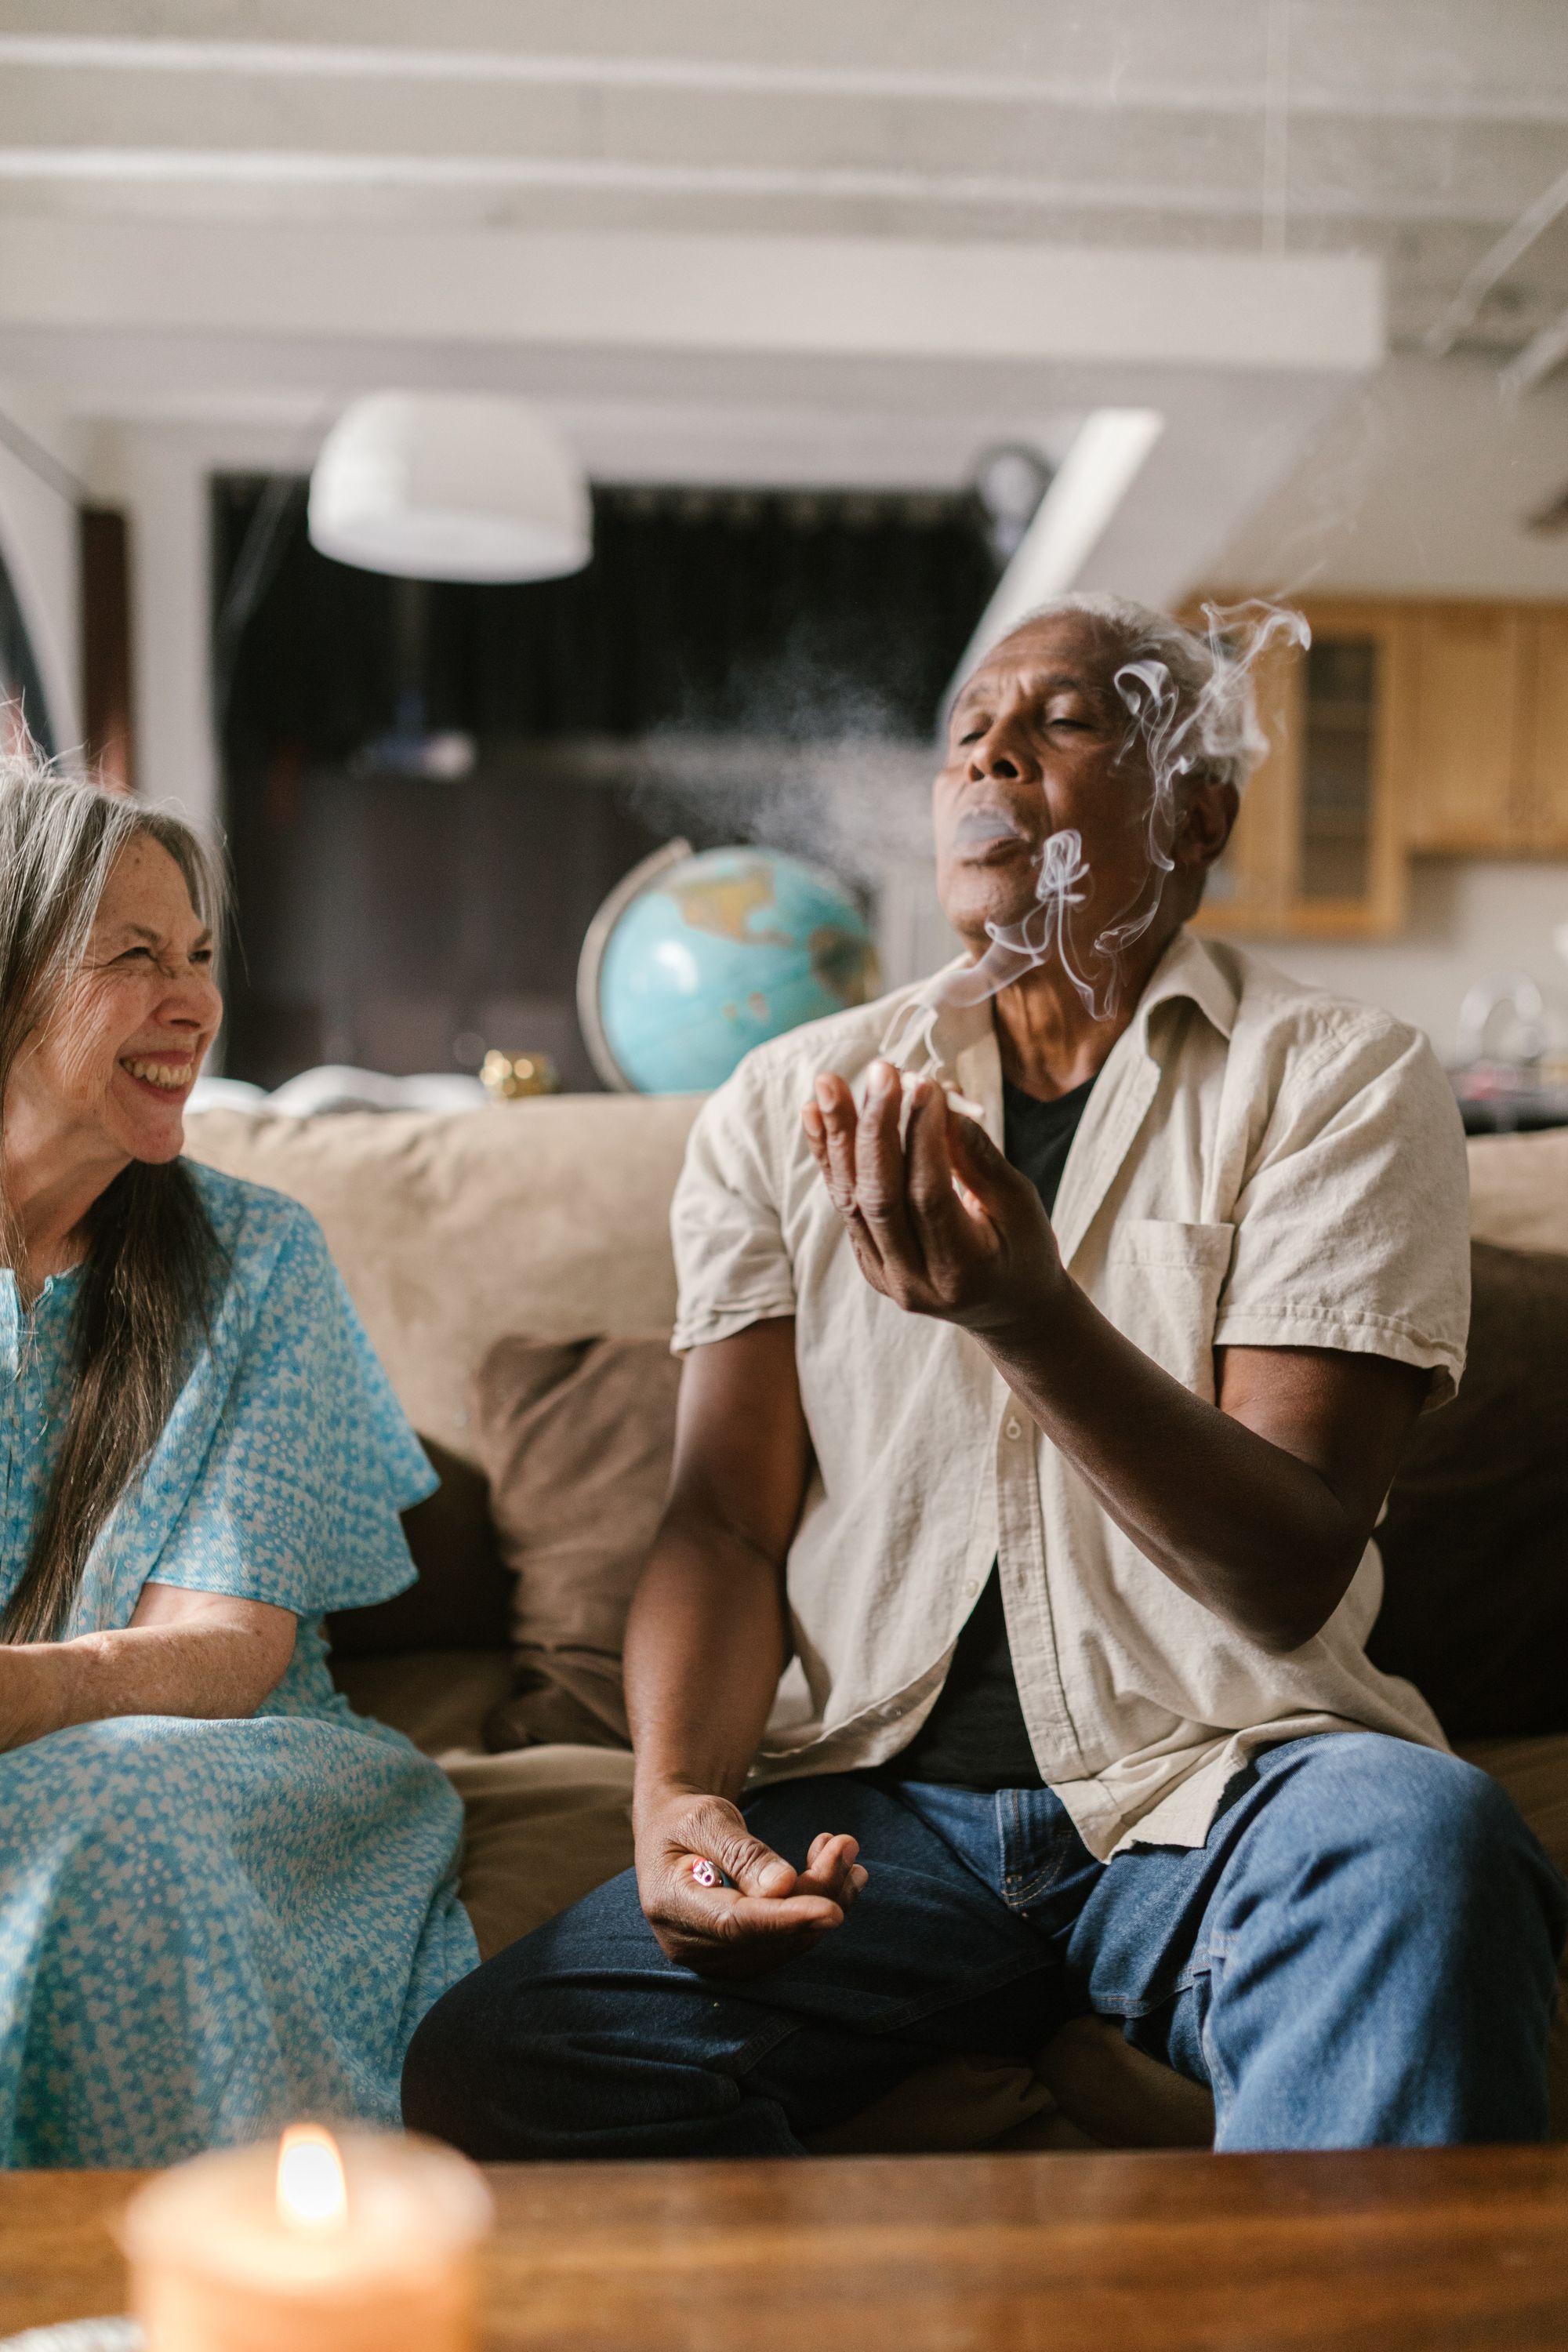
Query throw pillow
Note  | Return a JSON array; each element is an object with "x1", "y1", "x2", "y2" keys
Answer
[
  {"x1": 1368, "y1": 1240, "x2": 1568, "y2": 1738},
  {"x1": 327, "y1": 1436, "x2": 513, "y2": 1660},
  {"x1": 470, "y1": 1334, "x2": 682, "y2": 1751}
]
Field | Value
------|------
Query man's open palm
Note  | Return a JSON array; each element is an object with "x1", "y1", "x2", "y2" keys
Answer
[{"x1": 802, "y1": 1059, "x2": 1064, "y2": 1335}]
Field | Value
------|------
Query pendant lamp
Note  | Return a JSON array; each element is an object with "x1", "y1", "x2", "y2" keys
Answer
[{"x1": 307, "y1": 391, "x2": 591, "y2": 583}]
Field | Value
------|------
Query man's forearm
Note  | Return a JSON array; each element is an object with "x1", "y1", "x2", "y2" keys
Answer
[
  {"x1": 624, "y1": 1519, "x2": 791, "y2": 1815},
  {"x1": 982, "y1": 1283, "x2": 1367, "y2": 1651}
]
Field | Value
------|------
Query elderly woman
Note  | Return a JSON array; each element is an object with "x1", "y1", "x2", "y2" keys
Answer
[{"x1": 0, "y1": 760, "x2": 477, "y2": 2166}]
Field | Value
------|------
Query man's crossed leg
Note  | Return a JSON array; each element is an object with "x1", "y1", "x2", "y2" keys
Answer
[{"x1": 404, "y1": 1733, "x2": 1566, "y2": 2158}]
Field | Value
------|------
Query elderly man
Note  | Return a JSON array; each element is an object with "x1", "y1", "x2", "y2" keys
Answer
[{"x1": 405, "y1": 594, "x2": 1564, "y2": 2158}]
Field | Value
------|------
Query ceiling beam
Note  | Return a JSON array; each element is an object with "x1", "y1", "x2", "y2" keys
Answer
[
  {"x1": 1499, "y1": 302, "x2": 1568, "y2": 397},
  {"x1": 1423, "y1": 163, "x2": 1568, "y2": 356},
  {"x1": 0, "y1": 31, "x2": 1566, "y2": 129},
  {"x1": 0, "y1": 217, "x2": 1384, "y2": 375},
  {"x1": 0, "y1": 149, "x2": 1528, "y2": 235}
]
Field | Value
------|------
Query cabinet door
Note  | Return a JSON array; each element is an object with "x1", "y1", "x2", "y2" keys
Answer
[
  {"x1": 1406, "y1": 604, "x2": 1530, "y2": 851},
  {"x1": 1196, "y1": 598, "x2": 1408, "y2": 939},
  {"x1": 1288, "y1": 608, "x2": 1410, "y2": 933},
  {"x1": 1522, "y1": 607, "x2": 1568, "y2": 851},
  {"x1": 1197, "y1": 626, "x2": 1300, "y2": 930}
]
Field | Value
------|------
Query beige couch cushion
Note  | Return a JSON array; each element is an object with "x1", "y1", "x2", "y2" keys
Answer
[
  {"x1": 472, "y1": 1334, "x2": 681, "y2": 1749},
  {"x1": 1468, "y1": 1127, "x2": 1568, "y2": 1254},
  {"x1": 333, "y1": 1653, "x2": 636, "y2": 1967},
  {"x1": 1367, "y1": 1240, "x2": 1568, "y2": 1739},
  {"x1": 184, "y1": 1098, "x2": 699, "y2": 1465}
]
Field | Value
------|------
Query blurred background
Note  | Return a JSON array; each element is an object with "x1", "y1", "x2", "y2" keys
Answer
[{"x1": 2, "y1": 2, "x2": 1567, "y2": 1120}]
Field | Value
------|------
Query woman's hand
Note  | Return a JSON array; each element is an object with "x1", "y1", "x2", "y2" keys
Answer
[
  {"x1": 801, "y1": 1060, "x2": 1066, "y2": 1338},
  {"x1": 634, "y1": 1784, "x2": 866, "y2": 1979}
]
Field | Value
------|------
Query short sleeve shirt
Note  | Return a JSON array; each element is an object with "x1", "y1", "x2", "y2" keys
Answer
[
  {"x1": 670, "y1": 927, "x2": 1471, "y2": 1860},
  {"x1": 0, "y1": 1163, "x2": 436, "y2": 1722}
]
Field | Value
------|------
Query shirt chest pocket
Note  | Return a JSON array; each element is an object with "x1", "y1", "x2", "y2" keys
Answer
[{"x1": 1096, "y1": 1219, "x2": 1236, "y2": 1401}]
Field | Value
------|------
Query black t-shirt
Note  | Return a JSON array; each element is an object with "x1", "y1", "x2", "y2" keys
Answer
[{"x1": 891, "y1": 1071, "x2": 1098, "y2": 1792}]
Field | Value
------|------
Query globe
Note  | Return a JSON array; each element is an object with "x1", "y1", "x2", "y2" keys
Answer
[{"x1": 578, "y1": 842, "x2": 880, "y2": 1094}]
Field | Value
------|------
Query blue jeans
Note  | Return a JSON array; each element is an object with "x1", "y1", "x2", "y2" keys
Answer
[{"x1": 402, "y1": 1734, "x2": 1566, "y2": 2157}]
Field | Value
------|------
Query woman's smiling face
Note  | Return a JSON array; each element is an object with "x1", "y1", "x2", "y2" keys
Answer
[{"x1": 11, "y1": 835, "x2": 222, "y2": 1172}]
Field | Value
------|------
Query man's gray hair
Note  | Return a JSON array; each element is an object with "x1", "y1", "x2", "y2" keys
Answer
[{"x1": 1007, "y1": 591, "x2": 1272, "y2": 795}]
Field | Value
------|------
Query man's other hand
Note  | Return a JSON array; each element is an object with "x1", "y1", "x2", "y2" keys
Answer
[
  {"x1": 635, "y1": 1788, "x2": 866, "y2": 1978},
  {"x1": 802, "y1": 1060, "x2": 1064, "y2": 1337}
]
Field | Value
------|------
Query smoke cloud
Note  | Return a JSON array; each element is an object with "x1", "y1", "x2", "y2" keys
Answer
[{"x1": 892, "y1": 597, "x2": 1310, "y2": 1069}]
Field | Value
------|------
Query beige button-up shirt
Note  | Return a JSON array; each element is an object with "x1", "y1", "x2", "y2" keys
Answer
[{"x1": 670, "y1": 927, "x2": 1470, "y2": 1860}]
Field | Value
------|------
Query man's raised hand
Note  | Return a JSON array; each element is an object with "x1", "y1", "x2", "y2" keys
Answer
[
  {"x1": 634, "y1": 1788, "x2": 866, "y2": 1979},
  {"x1": 801, "y1": 1059, "x2": 1064, "y2": 1336}
]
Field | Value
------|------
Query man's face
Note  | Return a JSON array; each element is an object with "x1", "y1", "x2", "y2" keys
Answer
[{"x1": 933, "y1": 612, "x2": 1231, "y2": 967}]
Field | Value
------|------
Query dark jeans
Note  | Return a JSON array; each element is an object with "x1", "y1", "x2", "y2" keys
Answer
[{"x1": 402, "y1": 1733, "x2": 1566, "y2": 2158}]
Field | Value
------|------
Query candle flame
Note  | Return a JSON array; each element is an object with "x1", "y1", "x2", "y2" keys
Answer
[{"x1": 276, "y1": 2125, "x2": 348, "y2": 2233}]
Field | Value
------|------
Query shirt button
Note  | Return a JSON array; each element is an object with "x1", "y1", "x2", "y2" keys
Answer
[{"x1": 1004, "y1": 1417, "x2": 1023, "y2": 1440}]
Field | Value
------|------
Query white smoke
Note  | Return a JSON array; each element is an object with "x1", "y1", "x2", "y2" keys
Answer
[{"x1": 895, "y1": 597, "x2": 1310, "y2": 1062}]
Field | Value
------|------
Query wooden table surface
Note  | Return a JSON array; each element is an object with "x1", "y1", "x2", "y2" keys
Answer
[{"x1": 5, "y1": 2147, "x2": 1568, "y2": 2351}]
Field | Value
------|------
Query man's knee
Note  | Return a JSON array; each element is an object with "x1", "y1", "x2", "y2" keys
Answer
[
  {"x1": 405, "y1": 1948, "x2": 606, "y2": 2159},
  {"x1": 401, "y1": 1961, "x2": 506, "y2": 2151},
  {"x1": 1253, "y1": 1736, "x2": 1566, "y2": 1955},
  {"x1": 403, "y1": 1866, "x2": 720, "y2": 2158}
]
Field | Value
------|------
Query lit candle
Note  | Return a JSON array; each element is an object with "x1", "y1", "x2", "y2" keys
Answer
[{"x1": 120, "y1": 2124, "x2": 492, "y2": 2352}]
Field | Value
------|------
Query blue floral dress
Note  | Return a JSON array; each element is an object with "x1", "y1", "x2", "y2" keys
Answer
[{"x1": 0, "y1": 1163, "x2": 479, "y2": 2166}]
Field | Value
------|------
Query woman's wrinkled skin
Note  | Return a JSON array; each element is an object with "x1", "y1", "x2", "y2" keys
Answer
[
  {"x1": 4, "y1": 836, "x2": 221, "y2": 1288},
  {"x1": 0, "y1": 837, "x2": 293, "y2": 1752}
]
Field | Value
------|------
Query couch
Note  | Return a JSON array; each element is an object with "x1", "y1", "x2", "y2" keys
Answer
[{"x1": 183, "y1": 1102, "x2": 1568, "y2": 2152}]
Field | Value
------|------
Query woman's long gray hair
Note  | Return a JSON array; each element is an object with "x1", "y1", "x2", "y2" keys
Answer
[{"x1": 0, "y1": 754, "x2": 228, "y2": 1642}]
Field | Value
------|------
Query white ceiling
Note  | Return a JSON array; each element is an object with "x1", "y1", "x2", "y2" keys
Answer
[
  {"x1": 0, "y1": 2, "x2": 1566, "y2": 602},
  {"x1": 0, "y1": 0, "x2": 1563, "y2": 350}
]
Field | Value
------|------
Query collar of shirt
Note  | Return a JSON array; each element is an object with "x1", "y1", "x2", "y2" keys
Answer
[{"x1": 902, "y1": 926, "x2": 1240, "y2": 1268}]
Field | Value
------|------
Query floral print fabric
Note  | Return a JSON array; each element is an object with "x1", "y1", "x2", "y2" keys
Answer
[{"x1": 0, "y1": 1163, "x2": 477, "y2": 2165}]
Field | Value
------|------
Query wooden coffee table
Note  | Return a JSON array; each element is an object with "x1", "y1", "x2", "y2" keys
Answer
[{"x1": 4, "y1": 2148, "x2": 1568, "y2": 2350}]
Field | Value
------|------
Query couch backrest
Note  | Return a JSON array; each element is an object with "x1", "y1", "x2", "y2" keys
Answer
[
  {"x1": 186, "y1": 1102, "x2": 1568, "y2": 1465},
  {"x1": 185, "y1": 1097, "x2": 701, "y2": 1465},
  {"x1": 1466, "y1": 1127, "x2": 1568, "y2": 1256}
]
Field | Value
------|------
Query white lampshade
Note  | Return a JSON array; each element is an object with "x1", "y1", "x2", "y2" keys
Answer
[{"x1": 307, "y1": 391, "x2": 591, "y2": 583}]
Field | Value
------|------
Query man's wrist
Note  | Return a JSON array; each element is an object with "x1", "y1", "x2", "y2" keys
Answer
[
  {"x1": 970, "y1": 1256, "x2": 1084, "y2": 1374},
  {"x1": 960, "y1": 1248, "x2": 1075, "y2": 1347},
  {"x1": 633, "y1": 1768, "x2": 741, "y2": 1830}
]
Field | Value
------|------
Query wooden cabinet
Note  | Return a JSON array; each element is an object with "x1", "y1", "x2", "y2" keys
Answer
[
  {"x1": 1188, "y1": 593, "x2": 1568, "y2": 939},
  {"x1": 1399, "y1": 599, "x2": 1568, "y2": 855},
  {"x1": 1196, "y1": 598, "x2": 1410, "y2": 939},
  {"x1": 1405, "y1": 604, "x2": 1531, "y2": 852},
  {"x1": 1521, "y1": 608, "x2": 1568, "y2": 852}
]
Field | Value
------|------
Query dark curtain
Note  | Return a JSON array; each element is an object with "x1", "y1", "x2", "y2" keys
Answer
[
  {"x1": 213, "y1": 477, "x2": 996, "y2": 1088},
  {"x1": 216, "y1": 480, "x2": 996, "y2": 756}
]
